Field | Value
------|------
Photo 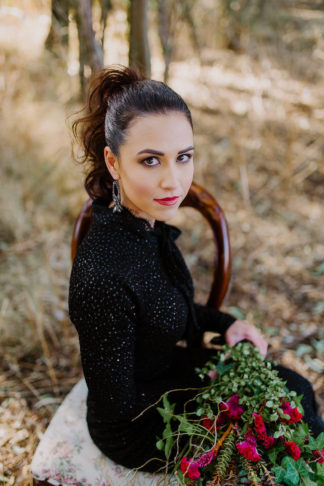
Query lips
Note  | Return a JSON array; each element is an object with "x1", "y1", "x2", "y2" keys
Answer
[
  {"x1": 155, "y1": 197, "x2": 179, "y2": 201},
  {"x1": 154, "y1": 196, "x2": 180, "y2": 206}
]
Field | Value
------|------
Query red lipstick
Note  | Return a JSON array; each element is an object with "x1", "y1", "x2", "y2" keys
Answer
[{"x1": 154, "y1": 196, "x2": 180, "y2": 206}]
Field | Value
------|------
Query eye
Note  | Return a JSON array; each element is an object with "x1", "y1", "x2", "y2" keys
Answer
[
  {"x1": 177, "y1": 153, "x2": 193, "y2": 163},
  {"x1": 141, "y1": 156, "x2": 160, "y2": 167}
]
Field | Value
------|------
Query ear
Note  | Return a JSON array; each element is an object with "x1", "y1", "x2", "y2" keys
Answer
[{"x1": 104, "y1": 146, "x2": 120, "y2": 180}]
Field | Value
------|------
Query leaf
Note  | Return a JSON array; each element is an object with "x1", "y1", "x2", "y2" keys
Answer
[
  {"x1": 281, "y1": 456, "x2": 300, "y2": 486},
  {"x1": 215, "y1": 361, "x2": 234, "y2": 376},
  {"x1": 162, "y1": 394, "x2": 176, "y2": 413},
  {"x1": 301, "y1": 477, "x2": 318, "y2": 486},
  {"x1": 313, "y1": 301, "x2": 324, "y2": 315},
  {"x1": 165, "y1": 434, "x2": 174, "y2": 459},
  {"x1": 313, "y1": 261, "x2": 324, "y2": 276},
  {"x1": 162, "y1": 422, "x2": 172, "y2": 440},
  {"x1": 314, "y1": 462, "x2": 324, "y2": 482},
  {"x1": 196, "y1": 407, "x2": 204, "y2": 416},
  {"x1": 270, "y1": 412, "x2": 279, "y2": 421},
  {"x1": 228, "y1": 306, "x2": 246, "y2": 320},
  {"x1": 273, "y1": 466, "x2": 286, "y2": 483},
  {"x1": 268, "y1": 445, "x2": 283, "y2": 464},
  {"x1": 161, "y1": 422, "x2": 174, "y2": 459},
  {"x1": 277, "y1": 408, "x2": 291, "y2": 420},
  {"x1": 157, "y1": 406, "x2": 174, "y2": 424},
  {"x1": 308, "y1": 432, "x2": 324, "y2": 451},
  {"x1": 311, "y1": 339, "x2": 324, "y2": 358},
  {"x1": 290, "y1": 428, "x2": 308, "y2": 447},
  {"x1": 178, "y1": 417, "x2": 195, "y2": 435},
  {"x1": 315, "y1": 432, "x2": 324, "y2": 448},
  {"x1": 295, "y1": 459, "x2": 312, "y2": 477},
  {"x1": 296, "y1": 344, "x2": 313, "y2": 357},
  {"x1": 304, "y1": 355, "x2": 324, "y2": 373},
  {"x1": 156, "y1": 439, "x2": 164, "y2": 450}
]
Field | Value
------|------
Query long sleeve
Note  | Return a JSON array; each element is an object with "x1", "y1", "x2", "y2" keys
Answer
[
  {"x1": 193, "y1": 302, "x2": 236, "y2": 336},
  {"x1": 69, "y1": 273, "x2": 145, "y2": 420},
  {"x1": 69, "y1": 271, "x2": 195, "y2": 422}
]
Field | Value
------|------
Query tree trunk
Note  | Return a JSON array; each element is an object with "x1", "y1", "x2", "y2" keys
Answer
[
  {"x1": 157, "y1": 0, "x2": 173, "y2": 82},
  {"x1": 100, "y1": 0, "x2": 112, "y2": 47},
  {"x1": 128, "y1": 0, "x2": 151, "y2": 77},
  {"x1": 73, "y1": 0, "x2": 104, "y2": 96},
  {"x1": 45, "y1": 0, "x2": 69, "y2": 58},
  {"x1": 179, "y1": 0, "x2": 200, "y2": 56}
]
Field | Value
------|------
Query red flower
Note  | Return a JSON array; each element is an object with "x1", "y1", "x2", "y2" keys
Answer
[
  {"x1": 253, "y1": 413, "x2": 265, "y2": 430},
  {"x1": 202, "y1": 413, "x2": 226, "y2": 433},
  {"x1": 195, "y1": 449, "x2": 217, "y2": 467},
  {"x1": 236, "y1": 432, "x2": 261, "y2": 462},
  {"x1": 284, "y1": 441, "x2": 301, "y2": 461},
  {"x1": 180, "y1": 449, "x2": 217, "y2": 479},
  {"x1": 280, "y1": 399, "x2": 303, "y2": 424},
  {"x1": 258, "y1": 431, "x2": 268, "y2": 441},
  {"x1": 180, "y1": 457, "x2": 200, "y2": 479},
  {"x1": 220, "y1": 394, "x2": 244, "y2": 420},
  {"x1": 252, "y1": 413, "x2": 268, "y2": 441},
  {"x1": 262, "y1": 435, "x2": 275, "y2": 449},
  {"x1": 312, "y1": 446, "x2": 324, "y2": 464},
  {"x1": 216, "y1": 413, "x2": 227, "y2": 428},
  {"x1": 202, "y1": 417, "x2": 215, "y2": 433}
]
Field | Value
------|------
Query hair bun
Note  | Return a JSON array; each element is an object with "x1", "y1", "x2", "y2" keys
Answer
[{"x1": 88, "y1": 64, "x2": 146, "y2": 113}]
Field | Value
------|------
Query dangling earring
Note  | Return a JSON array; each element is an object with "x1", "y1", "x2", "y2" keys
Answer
[{"x1": 112, "y1": 179, "x2": 122, "y2": 213}]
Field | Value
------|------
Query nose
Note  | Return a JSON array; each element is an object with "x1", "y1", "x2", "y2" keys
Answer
[{"x1": 160, "y1": 162, "x2": 180, "y2": 191}]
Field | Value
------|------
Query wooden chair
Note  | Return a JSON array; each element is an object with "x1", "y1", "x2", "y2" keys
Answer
[{"x1": 31, "y1": 181, "x2": 231, "y2": 485}]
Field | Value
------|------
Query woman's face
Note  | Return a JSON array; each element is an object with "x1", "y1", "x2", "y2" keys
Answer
[{"x1": 104, "y1": 111, "x2": 194, "y2": 227}]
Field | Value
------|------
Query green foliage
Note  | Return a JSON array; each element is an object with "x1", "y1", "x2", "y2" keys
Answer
[
  {"x1": 272, "y1": 456, "x2": 319, "y2": 486},
  {"x1": 212, "y1": 429, "x2": 236, "y2": 479},
  {"x1": 195, "y1": 342, "x2": 300, "y2": 428},
  {"x1": 155, "y1": 342, "x2": 324, "y2": 485}
]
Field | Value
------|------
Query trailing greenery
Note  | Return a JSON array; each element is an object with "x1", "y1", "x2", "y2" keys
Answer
[{"x1": 154, "y1": 342, "x2": 324, "y2": 485}]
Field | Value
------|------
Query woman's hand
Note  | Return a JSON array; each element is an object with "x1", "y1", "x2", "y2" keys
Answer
[{"x1": 224, "y1": 320, "x2": 268, "y2": 358}]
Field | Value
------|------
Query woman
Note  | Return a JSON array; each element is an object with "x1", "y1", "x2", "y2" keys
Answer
[{"x1": 69, "y1": 65, "x2": 324, "y2": 474}]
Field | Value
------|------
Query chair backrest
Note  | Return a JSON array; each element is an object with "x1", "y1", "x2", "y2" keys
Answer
[{"x1": 71, "y1": 181, "x2": 231, "y2": 308}]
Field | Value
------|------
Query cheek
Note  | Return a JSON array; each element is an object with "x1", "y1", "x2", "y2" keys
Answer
[
  {"x1": 183, "y1": 164, "x2": 194, "y2": 188},
  {"x1": 125, "y1": 177, "x2": 154, "y2": 196}
]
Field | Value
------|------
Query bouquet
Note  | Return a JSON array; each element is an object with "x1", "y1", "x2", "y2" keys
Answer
[{"x1": 155, "y1": 342, "x2": 324, "y2": 485}]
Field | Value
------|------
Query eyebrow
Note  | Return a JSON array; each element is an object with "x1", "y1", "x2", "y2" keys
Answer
[{"x1": 137, "y1": 146, "x2": 195, "y2": 155}]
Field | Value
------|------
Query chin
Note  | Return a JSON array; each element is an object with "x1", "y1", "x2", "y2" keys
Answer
[{"x1": 154, "y1": 205, "x2": 180, "y2": 222}]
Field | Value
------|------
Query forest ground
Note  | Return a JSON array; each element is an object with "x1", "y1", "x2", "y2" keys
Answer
[{"x1": 0, "y1": 3, "x2": 323, "y2": 484}]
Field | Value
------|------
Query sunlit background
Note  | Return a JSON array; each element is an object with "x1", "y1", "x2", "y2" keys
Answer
[{"x1": 1, "y1": 0, "x2": 324, "y2": 482}]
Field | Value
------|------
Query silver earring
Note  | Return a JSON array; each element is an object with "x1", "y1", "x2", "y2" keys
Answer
[{"x1": 112, "y1": 180, "x2": 122, "y2": 213}]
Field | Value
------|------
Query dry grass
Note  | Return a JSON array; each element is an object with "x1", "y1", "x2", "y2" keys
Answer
[{"x1": 0, "y1": 2, "x2": 324, "y2": 484}]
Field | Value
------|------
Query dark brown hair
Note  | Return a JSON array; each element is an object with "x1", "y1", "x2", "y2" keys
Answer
[{"x1": 72, "y1": 64, "x2": 193, "y2": 201}]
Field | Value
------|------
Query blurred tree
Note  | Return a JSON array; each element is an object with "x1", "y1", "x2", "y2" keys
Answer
[
  {"x1": 155, "y1": 0, "x2": 200, "y2": 82},
  {"x1": 157, "y1": 0, "x2": 172, "y2": 82},
  {"x1": 177, "y1": 0, "x2": 200, "y2": 55},
  {"x1": 128, "y1": 0, "x2": 151, "y2": 77},
  {"x1": 99, "y1": 0, "x2": 113, "y2": 47},
  {"x1": 219, "y1": 0, "x2": 266, "y2": 52},
  {"x1": 74, "y1": 0, "x2": 104, "y2": 96},
  {"x1": 45, "y1": 0, "x2": 69, "y2": 58},
  {"x1": 46, "y1": 0, "x2": 109, "y2": 96}
]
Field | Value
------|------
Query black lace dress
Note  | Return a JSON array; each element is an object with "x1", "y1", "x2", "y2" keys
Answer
[{"x1": 68, "y1": 200, "x2": 324, "y2": 473}]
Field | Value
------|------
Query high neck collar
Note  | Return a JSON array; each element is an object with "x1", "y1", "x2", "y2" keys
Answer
[{"x1": 91, "y1": 200, "x2": 181, "y2": 242}]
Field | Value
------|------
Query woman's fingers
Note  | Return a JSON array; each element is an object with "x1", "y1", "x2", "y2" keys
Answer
[{"x1": 225, "y1": 320, "x2": 268, "y2": 357}]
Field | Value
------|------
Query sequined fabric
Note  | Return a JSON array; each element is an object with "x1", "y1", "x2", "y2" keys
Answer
[{"x1": 68, "y1": 200, "x2": 324, "y2": 473}]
